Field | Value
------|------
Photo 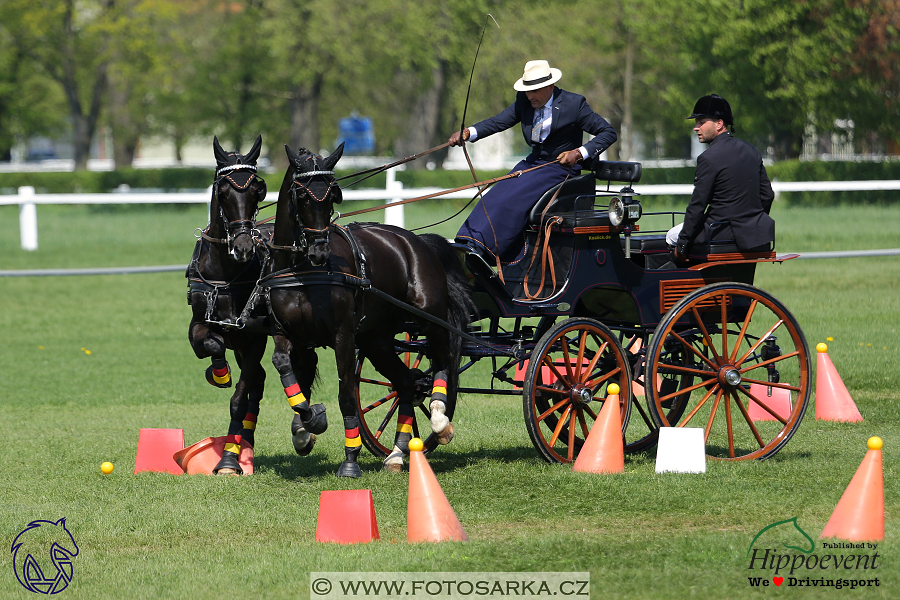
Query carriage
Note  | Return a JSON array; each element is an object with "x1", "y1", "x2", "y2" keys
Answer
[
  {"x1": 191, "y1": 139, "x2": 810, "y2": 476},
  {"x1": 353, "y1": 159, "x2": 810, "y2": 464}
]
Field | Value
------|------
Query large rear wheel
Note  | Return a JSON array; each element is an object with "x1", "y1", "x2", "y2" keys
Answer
[
  {"x1": 523, "y1": 318, "x2": 632, "y2": 463},
  {"x1": 645, "y1": 283, "x2": 810, "y2": 460}
]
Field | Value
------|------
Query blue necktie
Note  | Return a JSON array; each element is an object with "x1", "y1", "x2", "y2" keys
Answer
[{"x1": 532, "y1": 107, "x2": 543, "y2": 143}]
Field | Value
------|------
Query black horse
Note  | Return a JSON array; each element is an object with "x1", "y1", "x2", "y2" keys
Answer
[
  {"x1": 264, "y1": 144, "x2": 473, "y2": 477},
  {"x1": 187, "y1": 135, "x2": 270, "y2": 475}
]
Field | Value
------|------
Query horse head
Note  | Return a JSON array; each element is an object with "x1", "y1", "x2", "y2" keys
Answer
[
  {"x1": 211, "y1": 135, "x2": 267, "y2": 263},
  {"x1": 11, "y1": 518, "x2": 80, "y2": 594},
  {"x1": 282, "y1": 143, "x2": 344, "y2": 267}
]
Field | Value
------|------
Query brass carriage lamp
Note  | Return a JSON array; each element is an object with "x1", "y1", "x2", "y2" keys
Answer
[{"x1": 608, "y1": 193, "x2": 642, "y2": 257}]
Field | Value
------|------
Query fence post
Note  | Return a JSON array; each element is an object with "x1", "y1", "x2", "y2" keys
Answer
[
  {"x1": 384, "y1": 167, "x2": 404, "y2": 228},
  {"x1": 18, "y1": 186, "x2": 38, "y2": 251}
]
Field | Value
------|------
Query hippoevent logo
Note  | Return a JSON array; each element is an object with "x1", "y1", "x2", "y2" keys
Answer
[
  {"x1": 10, "y1": 518, "x2": 79, "y2": 594},
  {"x1": 746, "y1": 517, "x2": 880, "y2": 590}
]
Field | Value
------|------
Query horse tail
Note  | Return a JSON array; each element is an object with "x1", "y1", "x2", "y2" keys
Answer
[{"x1": 417, "y1": 234, "x2": 476, "y2": 396}]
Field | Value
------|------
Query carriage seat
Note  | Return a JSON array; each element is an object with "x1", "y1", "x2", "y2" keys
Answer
[
  {"x1": 526, "y1": 173, "x2": 606, "y2": 228},
  {"x1": 686, "y1": 222, "x2": 775, "y2": 261}
]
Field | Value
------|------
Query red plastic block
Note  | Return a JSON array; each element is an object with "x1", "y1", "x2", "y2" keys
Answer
[
  {"x1": 316, "y1": 490, "x2": 380, "y2": 544},
  {"x1": 134, "y1": 428, "x2": 185, "y2": 475}
]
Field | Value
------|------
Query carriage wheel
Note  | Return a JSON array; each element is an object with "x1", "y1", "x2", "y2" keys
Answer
[
  {"x1": 523, "y1": 318, "x2": 632, "y2": 464},
  {"x1": 621, "y1": 334, "x2": 694, "y2": 453},
  {"x1": 645, "y1": 283, "x2": 810, "y2": 460},
  {"x1": 354, "y1": 334, "x2": 456, "y2": 457}
]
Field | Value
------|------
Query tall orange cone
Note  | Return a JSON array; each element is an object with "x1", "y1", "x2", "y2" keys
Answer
[
  {"x1": 820, "y1": 437, "x2": 884, "y2": 541},
  {"x1": 406, "y1": 438, "x2": 468, "y2": 542},
  {"x1": 815, "y1": 343, "x2": 863, "y2": 422},
  {"x1": 572, "y1": 383, "x2": 625, "y2": 474}
]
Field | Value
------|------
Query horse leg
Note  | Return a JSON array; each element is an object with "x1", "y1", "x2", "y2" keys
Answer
[
  {"x1": 424, "y1": 325, "x2": 455, "y2": 445},
  {"x1": 189, "y1": 320, "x2": 232, "y2": 388},
  {"x1": 288, "y1": 347, "x2": 327, "y2": 436},
  {"x1": 214, "y1": 337, "x2": 266, "y2": 475},
  {"x1": 358, "y1": 336, "x2": 419, "y2": 472},
  {"x1": 335, "y1": 330, "x2": 368, "y2": 478},
  {"x1": 272, "y1": 332, "x2": 317, "y2": 456}
]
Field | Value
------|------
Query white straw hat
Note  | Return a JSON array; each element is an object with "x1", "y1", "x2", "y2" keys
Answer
[{"x1": 514, "y1": 60, "x2": 562, "y2": 91}]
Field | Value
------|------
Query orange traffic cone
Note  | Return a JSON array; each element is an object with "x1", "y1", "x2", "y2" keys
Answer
[
  {"x1": 406, "y1": 438, "x2": 468, "y2": 543},
  {"x1": 815, "y1": 343, "x2": 863, "y2": 422},
  {"x1": 572, "y1": 383, "x2": 625, "y2": 474},
  {"x1": 820, "y1": 437, "x2": 884, "y2": 541}
]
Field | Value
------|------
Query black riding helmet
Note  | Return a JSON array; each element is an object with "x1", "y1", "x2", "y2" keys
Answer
[{"x1": 686, "y1": 94, "x2": 733, "y2": 125}]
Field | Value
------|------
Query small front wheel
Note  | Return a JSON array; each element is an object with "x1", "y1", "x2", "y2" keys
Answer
[{"x1": 523, "y1": 318, "x2": 632, "y2": 463}]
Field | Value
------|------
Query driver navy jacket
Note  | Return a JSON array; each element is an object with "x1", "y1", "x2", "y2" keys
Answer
[
  {"x1": 471, "y1": 87, "x2": 616, "y2": 163},
  {"x1": 677, "y1": 131, "x2": 775, "y2": 252}
]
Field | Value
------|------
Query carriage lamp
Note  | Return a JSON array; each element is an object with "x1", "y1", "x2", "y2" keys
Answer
[
  {"x1": 609, "y1": 196, "x2": 643, "y2": 258},
  {"x1": 608, "y1": 195, "x2": 642, "y2": 227}
]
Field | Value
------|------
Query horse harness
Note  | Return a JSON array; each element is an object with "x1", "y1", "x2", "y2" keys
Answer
[{"x1": 187, "y1": 162, "x2": 271, "y2": 328}]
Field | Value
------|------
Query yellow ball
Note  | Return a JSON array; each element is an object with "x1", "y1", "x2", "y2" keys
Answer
[
  {"x1": 408, "y1": 438, "x2": 424, "y2": 452},
  {"x1": 607, "y1": 383, "x2": 620, "y2": 395},
  {"x1": 816, "y1": 343, "x2": 828, "y2": 353},
  {"x1": 100, "y1": 462, "x2": 114, "y2": 474},
  {"x1": 867, "y1": 436, "x2": 883, "y2": 451}
]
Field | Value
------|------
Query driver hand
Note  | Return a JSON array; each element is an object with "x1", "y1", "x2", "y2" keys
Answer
[
  {"x1": 449, "y1": 128, "x2": 470, "y2": 147},
  {"x1": 557, "y1": 150, "x2": 582, "y2": 167}
]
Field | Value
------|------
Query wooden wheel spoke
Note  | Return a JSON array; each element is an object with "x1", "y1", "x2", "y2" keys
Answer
[
  {"x1": 373, "y1": 399, "x2": 400, "y2": 439},
  {"x1": 734, "y1": 319, "x2": 784, "y2": 366},
  {"x1": 659, "y1": 377, "x2": 717, "y2": 405},
  {"x1": 669, "y1": 330, "x2": 719, "y2": 370},
  {"x1": 630, "y1": 394, "x2": 655, "y2": 429},
  {"x1": 583, "y1": 405, "x2": 598, "y2": 420},
  {"x1": 585, "y1": 366, "x2": 622, "y2": 392},
  {"x1": 689, "y1": 304, "x2": 723, "y2": 364},
  {"x1": 738, "y1": 350, "x2": 801, "y2": 373},
  {"x1": 725, "y1": 388, "x2": 735, "y2": 458},
  {"x1": 721, "y1": 296, "x2": 729, "y2": 361},
  {"x1": 736, "y1": 385, "x2": 788, "y2": 425},
  {"x1": 567, "y1": 409, "x2": 577, "y2": 460},
  {"x1": 657, "y1": 363, "x2": 714, "y2": 377},
  {"x1": 703, "y1": 389, "x2": 724, "y2": 444},
  {"x1": 583, "y1": 342, "x2": 607, "y2": 383},
  {"x1": 576, "y1": 332, "x2": 588, "y2": 382},
  {"x1": 577, "y1": 409, "x2": 591, "y2": 439},
  {"x1": 677, "y1": 386, "x2": 717, "y2": 427},
  {"x1": 739, "y1": 377, "x2": 801, "y2": 393},
  {"x1": 542, "y1": 353, "x2": 571, "y2": 386},
  {"x1": 548, "y1": 405, "x2": 572, "y2": 447},
  {"x1": 729, "y1": 299, "x2": 759, "y2": 363},
  {"x1": 537, "y1": 398, "x2": 570, "y2": 422},
  {"x1": 731, "y1": 389, "x2": 766, "y2": 449},
  {"x1": 359, "y1": 377, "x2": 393, "y2": 388},
  {"x1": 362, "y1": 391, "x2": 398, "y2": 414},
  {"x1": 560, "y1": 336, "x2": 575, "y2": 382},
  {"x1": 536, "y1": 384, "x2": 570, "y2": 396}
]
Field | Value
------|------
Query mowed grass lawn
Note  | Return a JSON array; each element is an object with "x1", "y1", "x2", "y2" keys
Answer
[{"x1": 0, "y1": 198, "x2": 897, "y2": 599}]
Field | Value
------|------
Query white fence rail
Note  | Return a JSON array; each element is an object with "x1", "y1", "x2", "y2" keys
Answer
[{"x1": 4, "y1": 177, "x2": 900, "y2": 250}]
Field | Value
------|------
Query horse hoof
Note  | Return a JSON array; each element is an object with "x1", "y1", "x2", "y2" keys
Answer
[
  {"x1": 205, "y1": 365, "x2": 232, "y2": 388},
  {"x1": 336, "y1": 460, "x2": 362, "y2": 478},
  {"x1": 213, "y1": 452, "x2": 243, "y2": 475},
  {"x1": 435, "y1": 422, "x2": 454, "y2": 445},
  {"x1": 292, "y1": 430, "x2": 317, "y2": 456},
  {"x1": 305, "y1": 403, "x2": 328, "y2": 435},
  {"x1": 383, "y1": 450, "x2": 404, "y2": 472}
]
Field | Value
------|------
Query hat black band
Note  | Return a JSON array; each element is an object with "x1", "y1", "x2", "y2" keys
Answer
[{"x1": 523, "y1": 74, "x2": 552, "y2": 86}]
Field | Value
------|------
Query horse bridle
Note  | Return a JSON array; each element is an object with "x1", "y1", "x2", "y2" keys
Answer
[
  {"x1": 201, "y1": 163, "x2": 266, "y2": 255},
  {"x1": 287, "y1": 160, "x2": 340, "y2": 258}
]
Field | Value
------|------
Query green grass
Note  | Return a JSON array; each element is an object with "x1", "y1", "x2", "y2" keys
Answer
[{"x1": 0, "y1": 203, "x2": 897, "y2": 599}]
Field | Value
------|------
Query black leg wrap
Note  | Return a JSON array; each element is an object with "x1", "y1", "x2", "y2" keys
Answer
[
  {"x1": 291, "y1": 413, "x2": 316, "y2": 456},
  {"x1": 212, "y1": 451, "x2": 242, "y2": 475},
  {"x1": 299, "y1": 402, "x2": 328, "y2": 435},
  {"x1": 337, "y1": 445, "x2": 362, "y2": 478}
]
